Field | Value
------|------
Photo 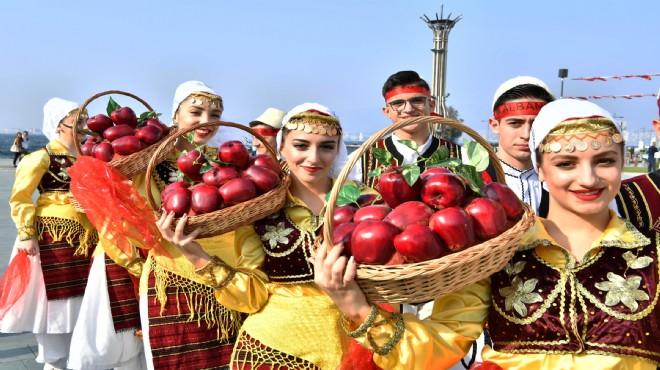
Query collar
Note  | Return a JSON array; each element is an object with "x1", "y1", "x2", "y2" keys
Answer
[
  {"x1": 391, "y1": 132, "x2": 433, "y2": 157},
  {"x1": 46, "y1": 139, "x2": 74, "y2": 157}
]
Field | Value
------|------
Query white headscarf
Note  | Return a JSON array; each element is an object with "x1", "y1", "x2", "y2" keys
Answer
[
  {"x1": 529, "y1": 99, "x2": 620, "y2": 171},
  {"x1": 171, "y1": 80, "x2": 218, "y2": 123},
  {"x1": 276, "y1": 103, "x2": 351, "y2": 179},
  {"x1": 42, "y1": 97, "x2": 79, "y2": 141}
]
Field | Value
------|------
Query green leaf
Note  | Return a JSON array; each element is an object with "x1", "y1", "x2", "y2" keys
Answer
[
  {"x1": 464, "y1": 139, "x2": 490, "y2": 172},
  {"x1": 367, "y1": 167, "x2": 383, "y2": 178},
  {"x1": 106, "y1": 97, "x2": 121, "y2": 116},
  {"x1": 187, "y1": 132, "x2": 195, "y2": 144},
  {"x1": 401, "y1": 165, "x2": 421, "y2": 187},
  {"x1": 372, "y1": 147, "x2": 394, "y2": 166},
  {"x1": 436, "y1": 158, "x2": 462, "y2": 168},
  {"x1": 397, "y1": 139, "x2": 419, "y2": 152},
  {"x1": 326, "y1": 184, "x2": 362, "y2": 206},
  {"x1": 425, "y1": 146, "x2": 449, "y2": 166},
  {"x1": 454, "y1": 164, "x2": 484, "y2": 193},
  {"x1": 200, "y1": 162, "x2": 213, "y2": 174}
]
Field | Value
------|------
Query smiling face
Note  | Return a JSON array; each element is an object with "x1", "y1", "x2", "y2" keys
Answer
[
  {"x1": 174, "y1": 95, "x2": 222, "y2": 145},
  {"x1": 279, "y1": 129, "x2": 339, "y2": 188},
  {"x1": 538, "y1": 135, "x2": 623, "y2": 220},
  {"x1": 382, "y1": 91, "x2": 435, "y2": 137}
]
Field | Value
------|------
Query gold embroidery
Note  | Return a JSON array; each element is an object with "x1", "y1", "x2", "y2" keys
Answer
[
  {"x1": 261, "y1": 222, "x2": 295, "y2": 250},
  {"x1": 622, "y1": 251, "x2": 653, "y2": 269},
  {"x1": 500, "y1": 276, "x2": 543, "y2": 317},
  {"x1": 595, "y1": 273, "x2": 649, "y2": 312}
]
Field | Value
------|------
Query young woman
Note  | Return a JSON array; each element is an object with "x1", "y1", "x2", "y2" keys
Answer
[
  {"x1": 314, "y1": 99, "x2": 659, "y2": 369},
  {"x1": 158, "y1": 103, "x2": 374, "y2": 369},
  {"x1": 10, "y1": 132, "x2": 24, "y2": 167},
  {"x1": 2, "y1": 98, "x2": 98, "y2": 369}
]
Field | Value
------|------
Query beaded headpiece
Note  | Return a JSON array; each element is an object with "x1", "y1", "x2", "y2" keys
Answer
[
  {"x1": 284, "y1": 110, "x2": 342, "y2": 136},
  {"x1": 538, "y1": 118, "x2": 623, "y2": 154},
  {"x1": 187, "y1": 91, "x2": 223, "y2": 111}
]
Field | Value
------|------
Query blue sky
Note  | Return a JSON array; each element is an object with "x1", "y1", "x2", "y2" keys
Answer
[{"x1": 1, "y1": 0, "x2": 658, "y2": 141}]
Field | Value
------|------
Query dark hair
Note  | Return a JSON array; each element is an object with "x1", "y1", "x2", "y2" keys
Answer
[
  {"x1": 382, "y1": 71, "x2": 431, "y2": 98},
  {"x1": 493, "y1": 84, "x2": 555, "y2": 111}
]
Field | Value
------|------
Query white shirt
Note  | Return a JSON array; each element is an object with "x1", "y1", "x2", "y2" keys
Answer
[{"x1": 499, "y1": 158, "x2": 542, "y2": 213}]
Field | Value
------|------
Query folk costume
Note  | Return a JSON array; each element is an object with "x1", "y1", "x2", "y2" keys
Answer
[
  {"x1": 194, "y1": 104, "x2": 368, "y2": 369},
  {"x1": 341, "y1": 100, "x2": 660, "y2": 370},
  {"x1": 2, "y1": 98, "x2": 98, "y2": 368}
]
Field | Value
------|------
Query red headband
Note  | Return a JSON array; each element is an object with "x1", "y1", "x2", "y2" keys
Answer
[
  {"x1": 251, "y1": 127, "x2": 280, "y2": 137},
  {"x1": 494, "y1": 101, "x2": 547, "y2": 120},
  {"x1": 384, "y1": 86, "x2": 431, "y2": 102}
]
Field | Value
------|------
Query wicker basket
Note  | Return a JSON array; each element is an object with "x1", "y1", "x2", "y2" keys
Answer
[
  {"x1": 73, "y1": 90, "x2": 177, "y2": 179},
  {"x1": 145, "y1": 121, "x2": 290, "y2": 239},
  {"x1": 322, "y1": 115, "x2": 536, "y2": 303}
]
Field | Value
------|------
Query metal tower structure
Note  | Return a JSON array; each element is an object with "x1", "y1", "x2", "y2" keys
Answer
[{"x1": 421, "y1": 6, "x2": 462, "y2": 118}]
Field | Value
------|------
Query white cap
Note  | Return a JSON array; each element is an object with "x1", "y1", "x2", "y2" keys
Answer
[
  {"x1": 42, "y1": 97, "x2": 79, "y2": 141},
  {"x1": 250, "y1": 108, "x2": 286, "y2": 129},
  {"x1": 171, "y1": 80, "x2": 219, "y2": 122},
  {"x1": 492, "y1": 76, "x2": 555, "y2": 110}
]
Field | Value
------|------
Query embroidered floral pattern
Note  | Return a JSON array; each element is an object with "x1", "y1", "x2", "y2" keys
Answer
[
  {"x1": 595, "y1": 272, "x2": 649, "y2": 312},
  {"x1": 500, "y1": 275, "x2": 543, "y2": 317},
  {"x1": 261, "y1": 222, "x2": 294, "y2": 248},
  {"x1": 622, "y1": 251, "x2": 653, "y2": 269}
]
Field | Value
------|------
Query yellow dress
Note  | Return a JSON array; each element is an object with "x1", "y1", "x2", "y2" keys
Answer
[{"x1": 348, "y1": 213, "x2": 659, "y2": 370}]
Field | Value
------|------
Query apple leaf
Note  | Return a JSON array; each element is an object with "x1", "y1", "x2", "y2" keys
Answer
[
  {"x1": 372, "y1": 147, "x2": 394, "y2": 166},
  {"x1": 463, "y1": 139, "x2": 490, "y2": 172},
  {"x1": 454, "y1": 164, "x2": 484, "y2": 193},
  {"x1": 200, "y1": 162, "x2": 213, "y2": 174},
  {"x1": 425, "y1": 146, "x2": 449, "y2": 166},
  {"x1": 106, "y1": 97, "x2": 121, "y2": 116},
  {"x1": 326, "y1": 184, "x2": 362, "y2": 206},
  {"x1": 367, "y1": 167, "x2": 383, "y2": 178},
  {"x1": 435, "y1": 158, "x2": 462, "y2": 168},
  {"x1": 397, "y1": 139, "x2": 419, "y2": 152},
  {"x1": 401, "y1": 165, "x2": 421, "y2": 187}
]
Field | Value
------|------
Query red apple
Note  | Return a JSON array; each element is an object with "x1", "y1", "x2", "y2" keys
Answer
[
  {"x1": 333, "y1": 205, "x2": 356, "y2": 229},
  {"x1": 135, "y1": 125, "x2": 163, "y2": 145},
  {"x1": 163, "y1": 187, "x2": 192, "y2": 217},
  {"x1": 161, "y1": 181, "x2": 190, "y2": 205},
  {"x1": 145, "y1": 118, "x2": 170, "y2": 136},
  {"x1": 81, "y1": 141, "x2": 96, "y2": 156},
  {"x1": 242, "y1": 165, "x2": 280, "y2": 193},
  {"x1": 421, "y1": 173, "x2": 466, "y2": 210},
  {"x1": 353, "y1": 204, "x2": 392, "y2": 223},
  {"x1": 350, "y1": 221, "x2": 398, "y2": 264},
  {"x1": 103, "y1": 124, "x2": 134, "y2": 142},
  {"x1": 250, "y1": 154, "x2": 282, "y2": 176},
  {"x1": 356, "y1": 193, "x2": 383, "y2": 207},
  {"x1": 191, "y1": 184, "x2": 221, "y2": 214},
  {"x1": 465, "y1": 198, "x2": 508, "y2": 241},
  {"x1": 219, "y1": 140, "x2": 250, "y2": 169},
  {"x1": 86, "y1": 114, "x2": 114, "y2": 135},
  {"x1": 92, "y1": 142, "x2": 114, "y2": 162},
  {"x1": 384, "y1": 201, "x2": 434, "y2": 231},
  {"x1": 111, "y1": 135, "x2": 142, "y2": 155},
  {"x1": 394, "y1": 223, "x2": 448, "y2": 262},
  {"x1": 333, "y1": 222, "x2": 357, "y2": 257},
  {"x1": 202, "y1": 166, "x2": 239, "y2": 187},
  {"x1": 110, "y1": 107, "x2": 138, "y2": 128},
  {"x1": 177, "y1": 149, "x2": 207, "y2": 182},
  {"x1": 483, "y1": 182, "x2": 524, "y2": 220},
  {"x1": 420, "y1": 167, "x2": 452, "y2": 181},
  {"x1": 377, "y1": 166, "x2": 421, "y2": 208},
  {"x1": 218, "y1": 178, "x2": 257, "y2": 205},
  {"x1": 429, "y1": 207, "x2": 476, "y2": 252}
]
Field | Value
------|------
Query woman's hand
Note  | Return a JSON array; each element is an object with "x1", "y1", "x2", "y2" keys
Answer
[
  {"x1": 17, "y1": 238, "x2": 39, "y2": 256},
  {"x1": 156, "y1": 211, "x2": 210, "y2": 268},
  {"x1": 313, "y1": 241, "x2": 372, "y2": 324}
]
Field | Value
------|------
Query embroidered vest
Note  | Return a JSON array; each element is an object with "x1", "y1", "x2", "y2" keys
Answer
[
  {"x1": 489, "y1": 233, "x2": 660, "y2": 364},
  {"x1": 616, "y1": 171, "x2": 660, "y2": 234},
  {"x1": 38, "y1": 147, "x2": 74, "y2": 193},
  {"x1": 360, "y1": 135, "x2": 461, "y2": 189},
  {"x1": 253, "y1": 209, "x2": 321, "y2": 284}
]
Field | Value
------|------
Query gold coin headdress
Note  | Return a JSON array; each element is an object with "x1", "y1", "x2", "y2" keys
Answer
[
  {"x1": 284, "y1": 110, "x2": 342, "y2": 136},
  {"x1": 187, "y1": 91, "x2": 223, "y2": 111},
  {"x1": 538, "y1": 117, "x2": 623, "y2": 154}
]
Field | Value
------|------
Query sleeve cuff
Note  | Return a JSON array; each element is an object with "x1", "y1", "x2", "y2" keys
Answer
[
  {"x1": 195, "y1": 255, "x2": 237, "y2": 291},
  {"x1": 18, "y1": 226, "x2": 37, "y2": 241}
]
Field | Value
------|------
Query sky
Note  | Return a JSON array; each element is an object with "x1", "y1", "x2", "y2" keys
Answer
[{"x1": 1, "y1": 0, "x2": 658, "y2": 142}]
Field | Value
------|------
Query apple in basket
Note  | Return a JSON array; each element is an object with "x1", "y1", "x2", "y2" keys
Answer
[
  {"x1": 110, "y1": 106, "x2": 139, "y2": 128},
  {"x1": 383, "y1": 201, "x2": 433, "y2": 231},
  {"x1": 464, "y1": 197, "x2": 508, "y2": 241},
  {"x1": 350, "y1": 220, "x2": 398, "y2": 264},
  {"x1": 81, "y1": 140, "x2": 96, "y2": 157},
  {"x1": 333, "y1": 222, "x2": 357, "y2": 257},
  {"x1": 421, "y1": 173, "x2": 466, "y2": 210},
  {"x1": 420, "y1": 167, "x2": 452, "y2": 182},
  {"x1": 219, "y1": 140, "x2": 250, "y2": 170},
  {"x1": 250, "y1": 154, "x2": 282, "y2": 176},
  {"x1": 356, "y1": 193, "x2": 383, "y2": 207},
  {"x1": 111, "y1": 135, "x2": 143, "y2": 155},
  {"x1": 218, "y1": 178, "x2": 257, "y2": 206},
  {"x1": 135, "y1": 125, "x2": 163, "y2": 145},
  {"x1": 482, "y1": 182, "x2": 524, "y2": 220},
  {"x1": 429, "y1": 207, "x2": 476, "y2": 252},
  {"x1": 86, "y1": 114, "x2": 114, "y2": 135},
  {"x1": 190, "y1": 184, "x2": 222, "y2": 214},
  {"x1": 393, "y1": 223, "x2": 449, "y2": 263},
  {"x1": 145, "y1": 118, "x2": 170, "y2": 136},
  {"x1": 332, "y1": 205, "x2": 356, "y2": 229},
  {"x1": 92, "y1": 142, "x2": 114, "y2": 162},
  {"x1": 161, "y1": 181, "x2": 190, "y2": 205},
  {"x1": 377, "y1": 166, "x2": 421, "y2": 208},
  {"x1": 353, "y1": 204, "x2": 392, "y2": 223},
  {"x1": 103, "y1": 124, "x2": 134, "y2": 142},
  {"x1": 242, "y1": 165, "x2": 280, "y2": 193},
  {"x1": 177, "y1": 149, "x2": 208, "y2": 182},
  {"x1": 202, "y1": 166, "x2": 239, "y2": 187},
  {"x1": 163, "y1": 187, "x2": 192, "y2": 217}
]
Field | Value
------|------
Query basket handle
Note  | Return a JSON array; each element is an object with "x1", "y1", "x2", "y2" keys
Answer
[
  {"x1": 144, "y1": 120, "x2": 278, "y2": 211},
  {"x1": 322, "y1": 115, "x2": 505, "y2": 245},
  {"x1": 72, "y1": 90, "x2": 157, "y2": 155}
]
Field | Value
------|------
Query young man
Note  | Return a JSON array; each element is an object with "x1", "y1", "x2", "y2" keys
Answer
[
  {"x1": 249, "y1": 107, "x2": 285, "y2": 156},
  {"x1": 488, "y1": 76, "x2": 555, "y2": 216},
  {"x1": 352, "y1": 70, "x2": 462, "y2": 187}
]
